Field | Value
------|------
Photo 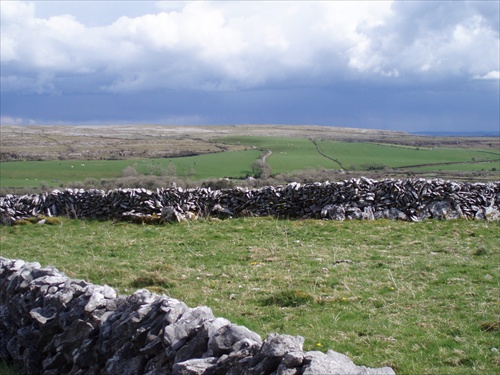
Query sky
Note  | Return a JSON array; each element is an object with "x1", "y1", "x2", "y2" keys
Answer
[{"x1": 1, "y1": 0, "x2": 499, "y2": 134}]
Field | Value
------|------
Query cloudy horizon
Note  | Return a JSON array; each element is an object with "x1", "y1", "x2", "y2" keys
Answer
[{"x1": 1, "y1": 0, "x2": 499, "y2": 133}]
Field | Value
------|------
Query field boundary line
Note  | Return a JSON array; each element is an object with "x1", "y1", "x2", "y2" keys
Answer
[
  {"x1": 395, "y1": 159, "x2": 500, "y2": 169},
  {"x1": 309, "y1": 139, "x2": 347, "y2": 170}
]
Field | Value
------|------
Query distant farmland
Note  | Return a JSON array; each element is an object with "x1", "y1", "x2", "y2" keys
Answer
[
  {"x1": 219, "y1": 136, "x2": 500, "y2": 174},
  {"x1": 0, "y1": 150, "x2": 262, "y2": 189},
  {"x1": 1, "y1": 128, "x2": 499, "y2": 190}
]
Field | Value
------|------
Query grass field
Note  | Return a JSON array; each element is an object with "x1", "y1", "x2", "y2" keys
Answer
[
  {"x1": 1, "y1": 134, "x2": 499, "y2": 189},
  {"x1": 411, "y1": 162, "x2": 500, "y2": 172},
  {"x1": 316, "y1": 141, "x2": 500, "y2": 170},
  {"x1": 133, "y1": 150, "x2": 261, "y2": 179},
  {"x1": 1, "y1": 217, "x2": 499, "y2": 374},
  {"x1": 219, "y1": 136, "x2": 500, "y2": 173},
  {"x1": 0, "y1": 159, "x2": 133, "y2": 188},
  {"x1": 219, "y1": 136, "x2": 330, "y2": 172},
  {"x1": 0, "y1": 150, "x2": 262, "y2": 189}
]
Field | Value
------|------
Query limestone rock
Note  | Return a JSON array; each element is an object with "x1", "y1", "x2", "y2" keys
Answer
[
  {"x1": 207, "y1": 323, "x2": 262, "y2": 357},
  {"x1": 172, "y1": 357, "x2": 218, "y2": 375},
  {"x1": 0, "y1": 255, "x2": 398, "y2": 375}
]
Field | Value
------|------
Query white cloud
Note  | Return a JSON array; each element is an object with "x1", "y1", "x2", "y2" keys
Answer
[
  {"x1": 474, "y1": 71, "x2": 500, "y2": 80},
  {"x1": 1, "y1": 0, "x2": 498, "y2": 94},
  {"x1": 349, "y1": 2, "x2": 499, "y2": 80}
]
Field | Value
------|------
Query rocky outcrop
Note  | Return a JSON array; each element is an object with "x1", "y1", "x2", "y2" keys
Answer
[
  {"x1": 1, "y1": 178, "x2": 499, "y2": 224},
  {"x1": 0, "y1": 257, "x2": 395, "y2": 374}
]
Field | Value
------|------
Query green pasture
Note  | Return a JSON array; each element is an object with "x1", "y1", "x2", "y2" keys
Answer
[
  {"x1": 219, "y1": 136, "x2": 333, "y2": 173},
  {"x1": 411, "y1": 161, "x2": 500, "y2": 172},
  {"x1": 132, "y1": 150, "x2": 261, "y2": 179},
  {"x1": 1, "y1": 217, "x2": 499, "y2": 374},
  {"x1": 219, "y1": 136, "x2": 500, "y2": 173},
  {"x1": 0, "y1": 150, "x2": 261, "y2": 188},
  {"x1": 1, "y1": 135, "x2": 499, "y2": 189},
  {"x1": 316, "y1": 141, "x2": 499, "y2": 170},
  {"x1": 0, "y1": 159, "x2": 131, "y2": 188}
]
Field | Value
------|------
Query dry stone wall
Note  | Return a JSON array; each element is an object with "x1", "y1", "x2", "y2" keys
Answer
[
  {"x1": 1, "y1": 178, "x2": 499, "y2": 224},
  {"x1": 1, "y1": 257, "x2": 396, "y2": 375}
]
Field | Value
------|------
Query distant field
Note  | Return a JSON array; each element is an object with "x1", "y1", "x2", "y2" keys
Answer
[
  {"x1": 219, "y1": 136, "x2": 500, "y2": 173},
  {"x1": 1, "y1": 132, "x2": 499, "y2": 189},
  {"x1": 0, "y1": 159, "x2": 132, "y2": 188},
  {"x1": 315, "y1": 141, "x2": 500, "y2": 170},
  {"x1": 219, "y1": 136, "x2": 334, "y2": 172},
  {"x1": 318, "y1": 142, "x2": 500, "y2": 168},
  {"x1": 0, "y1": 150, "x2": 261, "y2": 188},
  {"x1": 133, "y1": 150, "x2": 262, "y2": 180},
  {"x1": 411, "y1": 162, "x2": 500, "y2": 172}
]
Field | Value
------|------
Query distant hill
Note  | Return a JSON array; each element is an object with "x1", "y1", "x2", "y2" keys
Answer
[{"x1": 411, "y1": 131, "x2": 499, "y2": 137}]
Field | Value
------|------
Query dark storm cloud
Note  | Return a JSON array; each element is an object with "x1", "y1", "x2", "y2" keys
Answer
[{"x1": 3, "y1": 79, "x2": 497, "y2": 133}]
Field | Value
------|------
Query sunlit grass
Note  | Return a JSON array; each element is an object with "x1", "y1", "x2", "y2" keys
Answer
[{"x1": 1, "y1": 217, "x2": 499, "y2": 374}]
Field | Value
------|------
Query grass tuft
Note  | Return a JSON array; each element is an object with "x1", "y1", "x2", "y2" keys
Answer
[
  {"x1": 473, "y1": 247, "x2": 488, "y2": 256},
  {"x1": 130, "y1": 272, "x2": 176, "y2": 290},
  {"x1": 265, "y1": 289, "x2": 317, "y2": 307}
]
